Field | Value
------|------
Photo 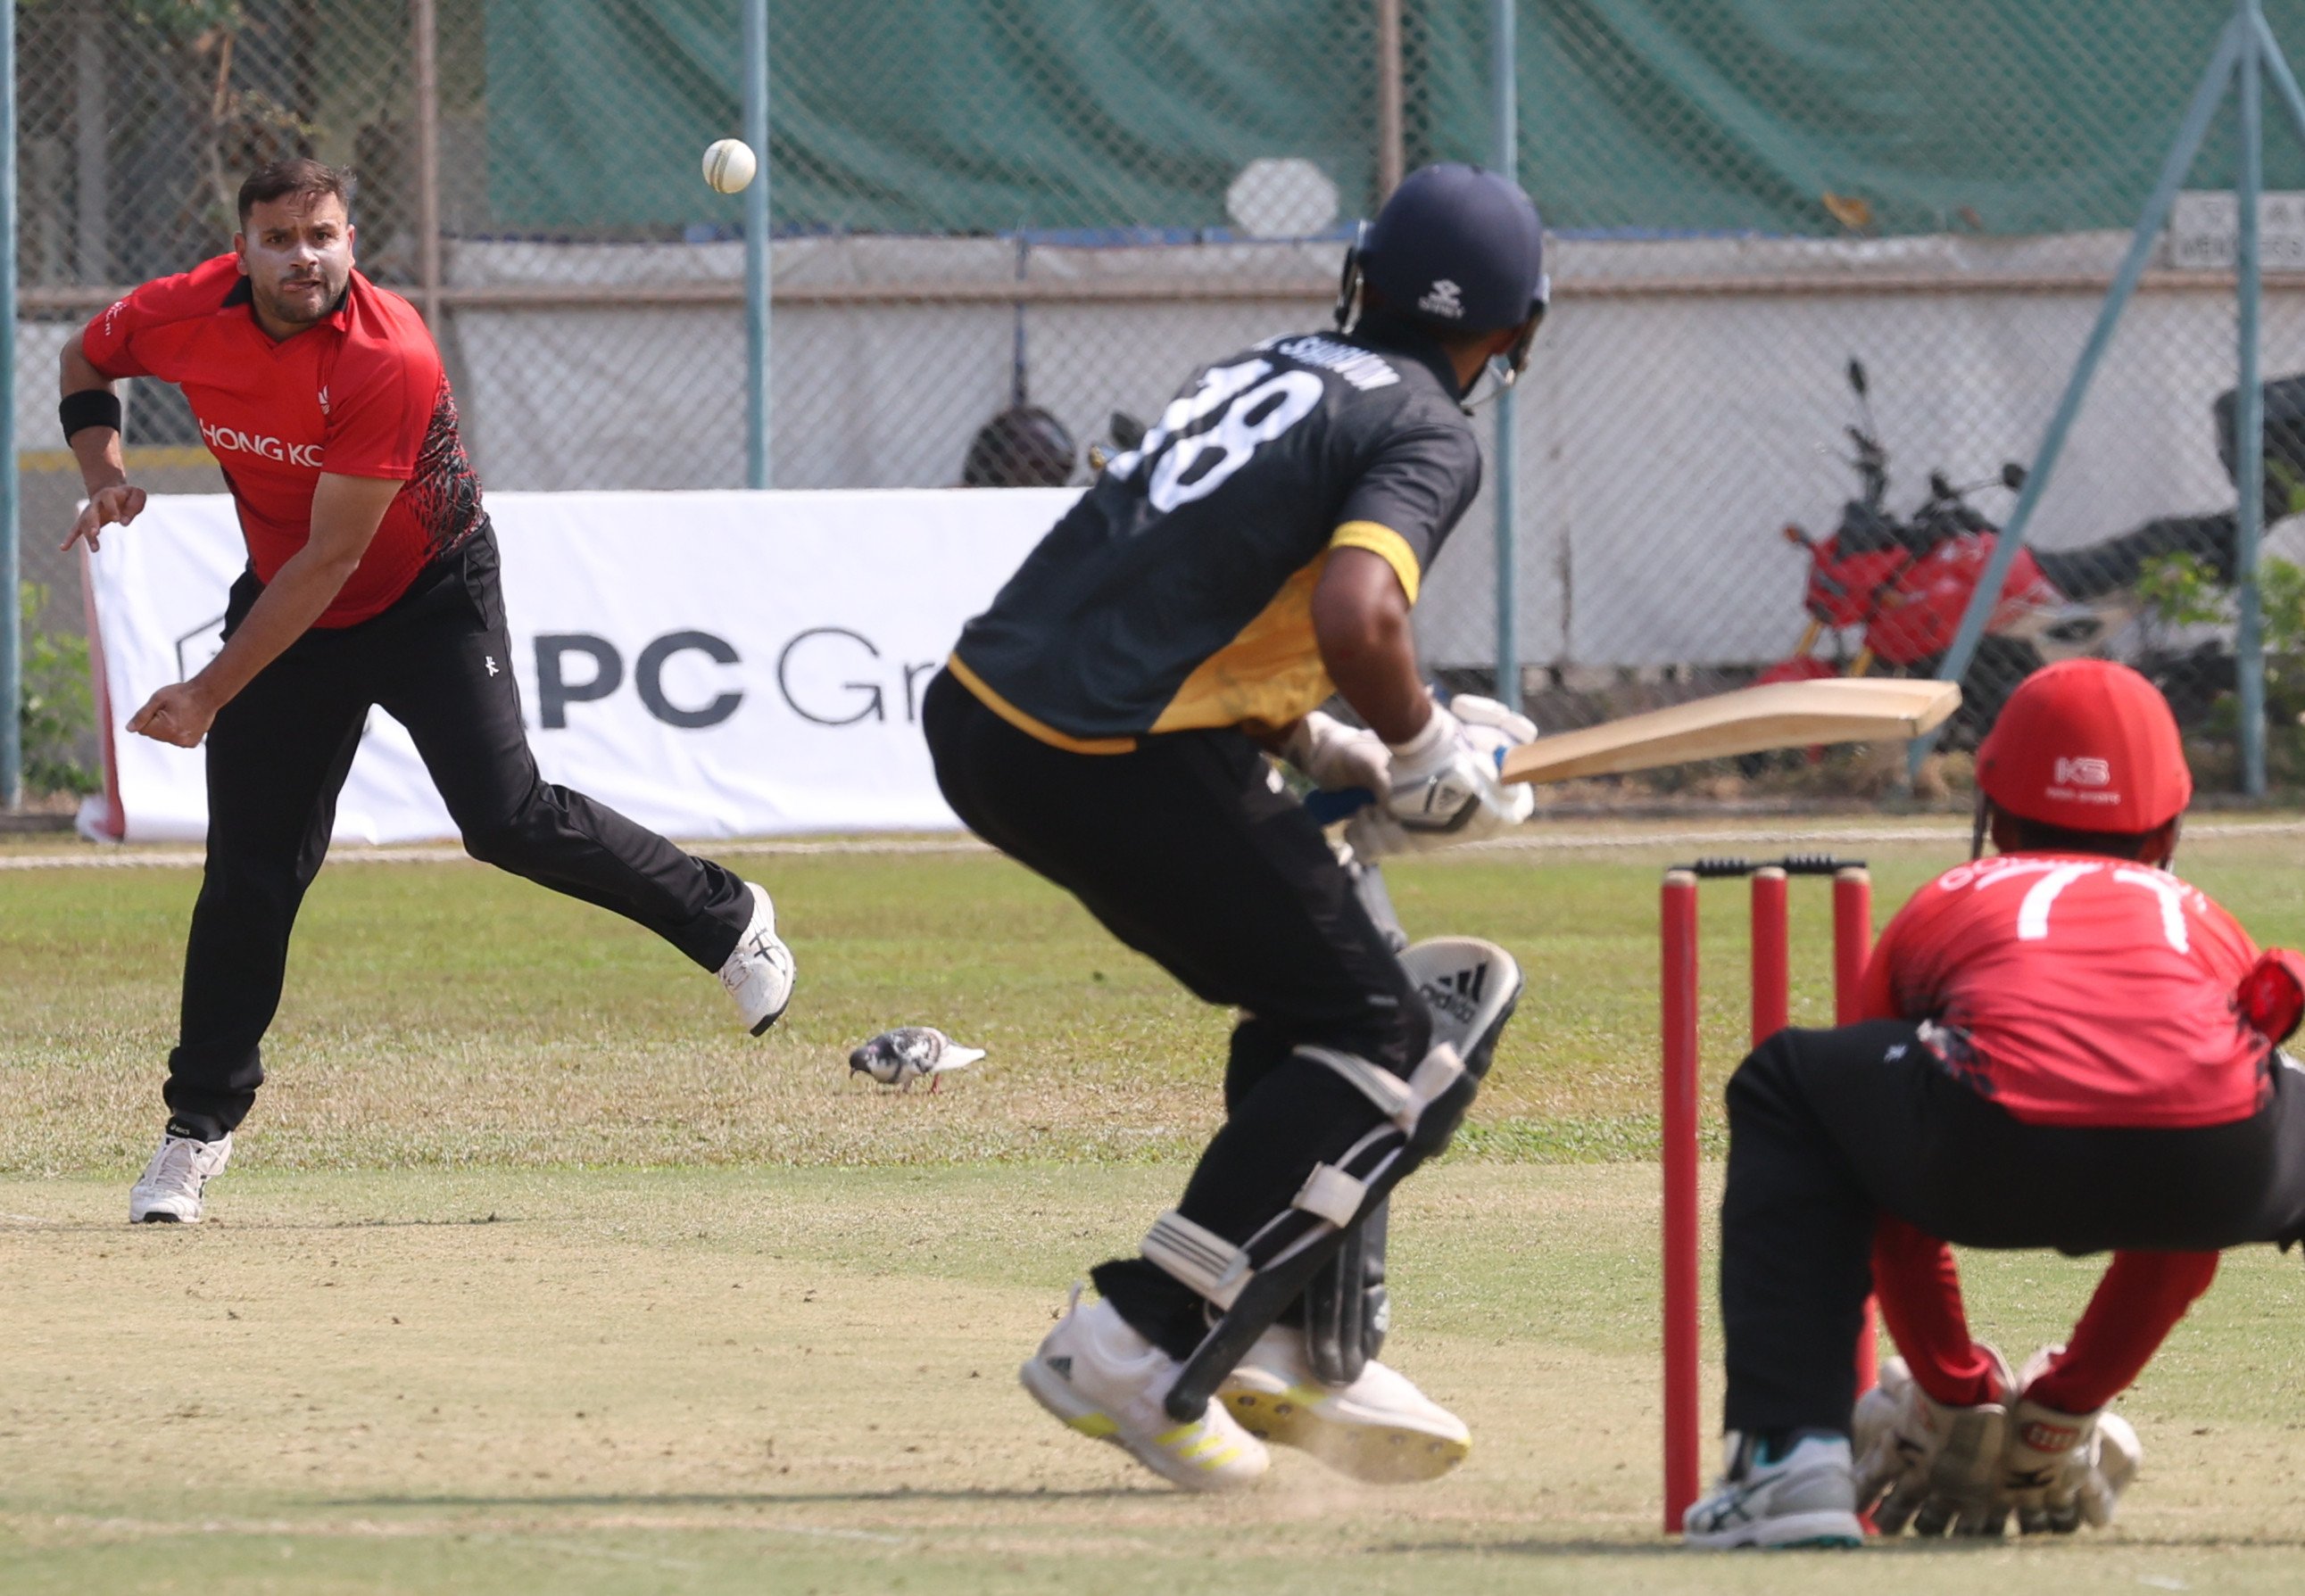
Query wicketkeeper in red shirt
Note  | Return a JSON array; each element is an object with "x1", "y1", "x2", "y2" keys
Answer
[
  {"x1": 1687, "y1": 658, "x2": 2305, "y2": 1549},
  {"x1": 61, "y1": 160, "x2": 798, "y2": 1225}
]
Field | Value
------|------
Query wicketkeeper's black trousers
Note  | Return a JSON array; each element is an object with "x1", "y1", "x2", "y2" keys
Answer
[
  {"x1": 922, "y1": 666, "x2": 1426, "y2": 1359},
  {"x1": 165, "y1": 529, "x2": 752, "y2": 1140},
  {"x1": 1723, "y1": 1021, "x2": 2305, "y2": 1436}
]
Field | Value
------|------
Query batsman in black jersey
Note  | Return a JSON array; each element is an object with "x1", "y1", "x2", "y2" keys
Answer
[{"x1": 924, "y1": 165, "x2": 1547, "y2": 1493}]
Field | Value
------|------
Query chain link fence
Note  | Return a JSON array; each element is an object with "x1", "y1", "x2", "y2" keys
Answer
[
  {"x1": 1498, "y1": 0, "x2": 2305, "y2": 801},
  {"x1": 18, "y1": 0, "x2": 2305, "y2": 799}
]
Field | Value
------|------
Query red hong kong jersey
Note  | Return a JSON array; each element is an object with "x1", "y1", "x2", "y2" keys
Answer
[
  {"x1": 81, "y1": 254, "x2": 485, "y2": 627},
  {"x1": 1861, "y1": 853, "x2": 2269, "y2": 1129}
]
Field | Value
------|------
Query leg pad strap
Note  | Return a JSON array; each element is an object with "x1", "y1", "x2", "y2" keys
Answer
[
  {"x1": 1142, "y1": 1160, "x2": 1373, "y2": 1309},
  {"x1": 1291, "y1": 1162, "x2": 1369, "y2": 1228},
  {"x1": 1297, "y1": 1041, "x2": 1465, "y2": 1136},
  {"x1": 1143, "y1": 1209, "x2": 1253, "y2": 1310}
]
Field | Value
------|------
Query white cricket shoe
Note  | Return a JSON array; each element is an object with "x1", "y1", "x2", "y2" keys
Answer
[
  {"x1": 1019, "y1": 1287, "x2": 1270, "y2": 1493},
  {"x1": 2003, "y1": 1344, "x2": 2143, "y2": 1534},
  {"x1": 1218, "y1": 1325, "x2": 1471, "y2": 1484},
  {"x1": 717, "y1": 882, "x2": 795, "y2": 1034},
  {"x1": 1685, "y1": 1432, "x2": 1866, "y2": 1550},
  {"x1": 129, "y1": 1130, "x2": 232, "y2": 1224}
]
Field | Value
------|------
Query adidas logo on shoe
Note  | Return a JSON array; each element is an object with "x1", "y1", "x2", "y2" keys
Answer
[{"x1": 1019, "y1": 1289, "x2": 1269, "y2": 1493}]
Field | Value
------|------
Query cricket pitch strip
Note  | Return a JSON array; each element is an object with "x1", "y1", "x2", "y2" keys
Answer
[{"x1": 4, "y1": 1163, "x2": 2303, "y2": 1595}]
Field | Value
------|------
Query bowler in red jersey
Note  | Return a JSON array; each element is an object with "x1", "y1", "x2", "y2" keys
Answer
[
  {"x1": 59, "y1": 160, "x2": 797, "y2": 1226},
  {"x1": 1685, "y1": 660, "x2": 2305, "y2": 1549}
]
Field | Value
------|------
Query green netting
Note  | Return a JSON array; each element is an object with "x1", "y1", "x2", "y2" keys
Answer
[
  {"x1": 1490, "y1": 0, "x2": 2305, "y2": 236},
  {"x1": 482, "y1": 0, "x2": 1385, "y2": 233},
  {"x1": 485, "y1": 0, "x2": 2305, "y2": 237}
]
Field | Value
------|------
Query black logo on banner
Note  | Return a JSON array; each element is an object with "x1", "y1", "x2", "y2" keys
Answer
[
  {"x1": 775, "y1": 627, "x2": 942, "y2": 727},
  {"x1": 532, "y1": 627, "x2": 940, "y2": 732}
]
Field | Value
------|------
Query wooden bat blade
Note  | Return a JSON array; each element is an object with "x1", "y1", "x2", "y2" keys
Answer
[{"x1": 1499, "y1": 678, "x2": 1961, "y2": 787}]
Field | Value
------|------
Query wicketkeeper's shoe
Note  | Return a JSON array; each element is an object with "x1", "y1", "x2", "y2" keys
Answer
[
  {"x1": 1217, "y1": 1326, "x2": 1471, "y2": 1484},
  {"x1": 129, "y1": 1129, "x2": 232, "y2": 1224},
  {"x1": 1684, "y1": 1431, "x2": 1866, "y2": 1550},
  {"x1": 717, "y1": 881, "x2": 795, "y2": 1034},
  {"x1": 1019, "y1": 1286, "x2": 1270, "y2": 1493},
  {"x1": 2003, "y1": 1344, "x2": 2143, "y2": 1534}
]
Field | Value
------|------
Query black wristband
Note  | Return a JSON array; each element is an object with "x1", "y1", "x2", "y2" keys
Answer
[{"x1": 60, "y1": 389, "x2": 122, "y2": 442}]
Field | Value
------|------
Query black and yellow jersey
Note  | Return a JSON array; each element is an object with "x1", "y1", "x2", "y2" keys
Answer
[{"x1": 949, "y1": 323, "x2": 1481, "y2": 751}]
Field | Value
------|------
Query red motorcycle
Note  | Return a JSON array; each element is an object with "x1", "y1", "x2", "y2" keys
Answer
[{"x1": 1762, "y1": 360, "x2": 2237, "y2": 736}]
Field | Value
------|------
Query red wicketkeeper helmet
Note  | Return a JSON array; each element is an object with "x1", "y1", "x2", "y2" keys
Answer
[{"x1": 1975, "y1": 658, "x2": 2193, "y2": 832}]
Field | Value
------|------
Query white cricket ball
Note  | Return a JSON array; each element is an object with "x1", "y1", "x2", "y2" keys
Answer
[{"x1": 702, "y1": 138, "x2": 758, "y2": 194}]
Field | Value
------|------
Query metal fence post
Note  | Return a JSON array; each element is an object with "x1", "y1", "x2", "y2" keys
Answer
[
  {"x1": 1374, "y1": 0, "x2": 1404, "y2": 203},
  {"x1": 414, "y1": 0, "x2": 443, "y2": 331},
  {"x1": 743, "y1": 0, "x2": 772, "y2": 490},
  {"x1": 1909, "y1": 15, "x2": 2243, "y2": 778},
  {"x1": 2, "y1": 0, "x2": 19, "y2": 809},
  {"x1": 2238, "y1": 0, "x2": 2268, "y2": 796},
  {"x1": 1490, "y1": 0, "x2": 1518, "y2": 710}
]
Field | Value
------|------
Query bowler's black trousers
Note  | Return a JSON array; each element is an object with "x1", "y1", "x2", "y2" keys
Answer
[
  {"x1": 165, "y1": 529, "x2": 751, "y2": 1140},
  {"x1": 922, "y1": 667, "x2": 1426, "y2": 1359},
  {"x1": 1723, "y1": 1021, "x2": 2305, "y2": 1436}
]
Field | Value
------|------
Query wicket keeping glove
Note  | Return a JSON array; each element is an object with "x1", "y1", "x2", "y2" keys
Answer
[
  {"x1": 1854, "y1": 1351, "x2": 2014, "y2": 1537},
  {"x1": 1276, "y1": 709, "x2": 1391, "y2": 794},
  {"x1": 2239, "y1": 947, "x2": 2305, "y2": 1044},
  {"x1": 2001, "y1": 1345, "x2": 2142, "y2": 1534}
]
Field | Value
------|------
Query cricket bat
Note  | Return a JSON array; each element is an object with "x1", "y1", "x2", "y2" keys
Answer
[
  {"x1": 1304, "y1": 677, "x2": 1960, "y2": 822},
  {"x1": 1498, "y1": 675, "x2": 1960, "y2": 785}
]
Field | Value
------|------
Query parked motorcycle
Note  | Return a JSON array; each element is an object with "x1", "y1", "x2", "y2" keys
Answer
[{"x1": 1761, "y1": 358, "x2": 2239, "y2": 737}]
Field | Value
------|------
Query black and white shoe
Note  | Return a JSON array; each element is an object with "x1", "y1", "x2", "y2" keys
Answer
[
  {"x1": 1685, "y1": 1432, "x2": 1865, "y2": 1549},
  {"x1": 717, "y1": 882, "x2": 795, "y2": 1034}
]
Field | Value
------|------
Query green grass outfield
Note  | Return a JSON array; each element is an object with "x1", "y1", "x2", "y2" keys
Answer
[{"x1": 6, "y1": 821, "x2": 2305, "y2": 1592}]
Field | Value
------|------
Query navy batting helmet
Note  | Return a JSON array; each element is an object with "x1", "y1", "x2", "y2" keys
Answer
[{"x1": 1338, "y1": 164, "x2": 1548, "y2": 385}]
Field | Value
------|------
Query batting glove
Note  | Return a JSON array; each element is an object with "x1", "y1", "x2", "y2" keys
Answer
[
  {"x1": 2002, "y1": 1345, "x2": 2142, "y2": 1534},
  {"x1": 1276, "y1": 709, "x2": 1391, "y2": 794},
  {"x1": 1346, "y1": 699, "x2": 1535, "y2": 858},
  {"x1": 1447, "y1": 693, "x2": 1539, "y2": 763},
  {"x1": 1854, "y1": 1349, "x2": 2014, "y2": 1537},
  {"x1": 1381, "y1": 700, "x2": 1495, "y2": 828}
]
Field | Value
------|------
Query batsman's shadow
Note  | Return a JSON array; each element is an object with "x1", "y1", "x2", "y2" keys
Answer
[
  {"x1": 1370, "y1": 1538, "x2": 1698, "y2": 1559},
  {"x1": 330, "y1": 1485, "x2": 1164, "y2": 1509}
]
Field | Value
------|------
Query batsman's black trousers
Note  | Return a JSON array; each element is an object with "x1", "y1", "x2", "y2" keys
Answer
[
  {"x1": 165, "y1": 528, "x2": 752, "y2": 1140},
  {"x1": 1724, "y1": 1021, "x2": 2305, "y2": 1436},
  {"x1": 922, "y1": 667, "x2": 1426, "y2": 1359}
]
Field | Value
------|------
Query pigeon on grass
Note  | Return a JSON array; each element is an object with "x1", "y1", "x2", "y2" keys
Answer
[{"x1": 849, "y1": 1027, "x2": 983, "y2": 1092}]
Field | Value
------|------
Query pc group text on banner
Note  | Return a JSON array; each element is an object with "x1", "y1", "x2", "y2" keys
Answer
[{"x1": 79, "y1": 489, "x2": 1075, "y2": 844}]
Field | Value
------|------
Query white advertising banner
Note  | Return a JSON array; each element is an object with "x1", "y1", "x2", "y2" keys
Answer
[{"x1": 79, "y1": 489, "x2": 1077, "y2": 844}]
